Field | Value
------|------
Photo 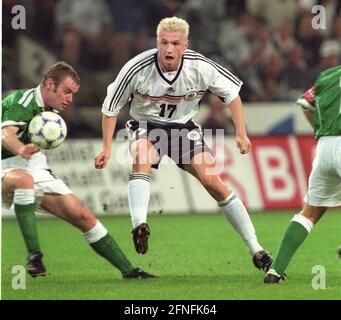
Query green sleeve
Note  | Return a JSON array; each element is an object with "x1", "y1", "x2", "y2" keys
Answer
[{"x1": 1, "y1": 103, "x2": 34, "y2": 131}]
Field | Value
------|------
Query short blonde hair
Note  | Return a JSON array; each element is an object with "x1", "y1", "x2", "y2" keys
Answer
[{"x1": 156, "y1": 17, "x2": 189, "y2": 39}]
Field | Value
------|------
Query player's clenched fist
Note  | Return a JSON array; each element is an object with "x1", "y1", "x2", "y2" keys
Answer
[
  {"x1": 236, "y1": 135, "x2": 251, "y2": 154},
  {"x1": 95, "y1": 149, "x2": 111, "y2": 169}
]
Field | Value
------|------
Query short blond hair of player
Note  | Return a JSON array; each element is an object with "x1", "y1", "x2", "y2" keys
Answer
[{"x1": 156, "y1": 16, "x2": 189, "y2": 39}]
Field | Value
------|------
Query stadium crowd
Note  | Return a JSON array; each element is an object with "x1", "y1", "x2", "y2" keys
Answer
[{"x1": 3, "y1": 0, "x2": 341, "y2": 135}]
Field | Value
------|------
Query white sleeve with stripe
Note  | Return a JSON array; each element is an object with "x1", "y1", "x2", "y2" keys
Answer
[
  {"x1": 204, "y1": 62, "x2": 243, "y2": 105},
  {"x1": 102, "y1": 49, "x2": 156, "y2": 117},
  {"x1": 101, "y1": 65, "x2": 135, "y2": 117}
]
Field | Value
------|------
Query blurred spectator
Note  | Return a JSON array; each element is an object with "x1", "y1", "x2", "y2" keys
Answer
[
  {"x1": 3, "y1": 0, "x2": 34, "y2": 90},
  {"x1": 330, "y1": 15, "x2": 341, "y2": 42},
  {"x1": 273, "y1": 21, "x2": 297, "y2": 56},
  {"x1": 317, "y1": 39, "x2": 341, "y2": 71},
  {"x1": 224, "y1": 0, "x2": 247, "y2": 19},
  {"x1": 258, "y1": 49, "x2": 286, "y2": 101},
  {"x1": 142, "y1": 0, "x2": 185, "y2": 50},
  {"x1": 177, "y1": 0, "x2": 226, "y2": 55},
  {"x1": 31, "y1": 0, "x2": 57, "y2": 45},
  {"x1": 246, "y1": 0, "x2": 297, "y2": 33},
  {"x1": 219, "y1": 14, "x2": 272, "y2": 101},
  {"x1": 56, "y1": 0, "x2": 114, "y2": 71},
  {"x1": 201, "y1": 95, "x2": 235, "y2": 135},
  {"x1": 295, "y1": 12, "x2": 323, "y2": 67},
  {"x1": 280, "y1": 45, "x2": 316, "y2": 100},
  {"x1": 106, "y1": 0, "x2": 147, "y2": 72}
]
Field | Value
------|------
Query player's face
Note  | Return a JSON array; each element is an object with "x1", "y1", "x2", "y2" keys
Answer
[
  {"x1": 45, "y1": 76, "x2": 80, "y2": 111},
  {"x1": 157, "y1": 29, "x2": 188, "y2": 72}
]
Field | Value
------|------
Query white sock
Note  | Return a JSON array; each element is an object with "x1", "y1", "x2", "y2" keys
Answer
[
  {"x1": 218, "y1": 192, "x2": 263, "y2": 255},
  {"x1": 128, "y1": 173, "x2": 150, "y2": 228},
  {"x1": 14, "y1": 189, "x2": 35, "y2": 205},
  {"x1": 82, "y1": 220, "x2": 108, "y2": 244},
  {"x1": 291, "y1": 214, "x2": 314, "y2": 233}
]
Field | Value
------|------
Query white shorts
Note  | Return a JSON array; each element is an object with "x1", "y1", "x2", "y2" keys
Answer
[
  {"x1": 2, "y1": 168, "x2": 72, "y2": 209},
  {"x1": 304, "y1": 136, "x2": 341, "y2": 207}
]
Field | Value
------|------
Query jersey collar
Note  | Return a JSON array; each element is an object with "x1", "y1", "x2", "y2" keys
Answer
[
  {"x1": 34, "y1": 85, "x2": 45, "y2": 108},
  {"x1": 155, "y1": 53, "x2": 184, "y2": 85}
]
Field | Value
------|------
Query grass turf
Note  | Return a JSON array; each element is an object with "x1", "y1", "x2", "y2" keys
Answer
[{"x1": 2, "y1": 210, "x2": 341, "y2": 300}]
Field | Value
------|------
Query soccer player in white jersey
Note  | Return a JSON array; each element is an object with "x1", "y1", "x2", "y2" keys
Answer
[{"x1": 95, "y1": 17, "x2": 272, "y2": 271}]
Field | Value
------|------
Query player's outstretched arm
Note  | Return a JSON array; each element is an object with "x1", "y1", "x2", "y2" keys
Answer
[
  {"x1": 228, "y1": 96, "x2": 251, "y2": 154},
  {"x1": 94, "y1": 114, "x2": 117, "y2": 169},
  {"x1": 2, "y1": 126, "x2": 40, "y2": 159}
]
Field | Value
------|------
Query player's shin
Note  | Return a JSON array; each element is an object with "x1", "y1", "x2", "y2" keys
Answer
[
  {"x1": 14, "y1": 189, "x2": 41, "y2": 254},
  {"x1": 270, "y1": 214, "x2": 313, "y2": 275},
  {"x1": 128, "y1": 173, "x2": 150, "y2": 228},
  {"x1": 218, "y1": 192, "x2": 263, "y2": 255},
  {"x1": 83, "y1": 220, "x2": 134, "y2": 275}
]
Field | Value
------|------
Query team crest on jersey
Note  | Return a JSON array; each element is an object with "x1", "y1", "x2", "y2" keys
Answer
[
  {"x1": 187, "y1": 130, "x2": 201, "y2": 141},
  {"x1": 184, "y1": 91, "x2": 198, "y2": 101}
]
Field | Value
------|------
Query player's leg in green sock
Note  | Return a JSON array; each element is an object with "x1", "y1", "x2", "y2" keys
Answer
[
  {"x1": 83, "y1": 221, "x2": 134, "y2": 275},
  {"x1": 271, "y1": 214, "x2": 313, "y2": 275},
  {"x1": 14, "y1": 189, "x2": 41, "y2": 254}
]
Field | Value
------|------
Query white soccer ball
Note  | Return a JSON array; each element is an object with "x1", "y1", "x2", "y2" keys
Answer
[{"x1": 28, "y1": 111, "x2": 67, "y2": 150}]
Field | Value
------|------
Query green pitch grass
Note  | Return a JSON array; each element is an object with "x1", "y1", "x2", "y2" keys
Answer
[{"x1": 2, "y1": 210, "x2": 341, "y2": 300}]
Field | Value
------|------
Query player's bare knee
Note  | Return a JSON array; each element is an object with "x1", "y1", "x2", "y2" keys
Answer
[
  {"x1": 81, "y1": 211, "x2": 94, "y2": 222},
  {"x1": 69, "y1": 207, "x2": 96, "y2": 231},
  {"x1": 79, "y1": 207, "x2": 96, "y2": 223},
  {"x1": 3, "y1": 170, "x2": 34, "y2": 190}
]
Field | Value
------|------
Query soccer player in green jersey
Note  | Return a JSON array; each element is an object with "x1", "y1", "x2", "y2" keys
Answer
[
  {"x1": 2, "y1": 61, "x2": 155, "y2": 279},
  {"x1": 264, "y1": 66, "x2": 341, "y2": 283}
]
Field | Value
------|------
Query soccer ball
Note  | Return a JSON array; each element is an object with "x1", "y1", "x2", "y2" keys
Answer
[{"x1": 28, "y1": 111, "x2": 67, "y2": 149}]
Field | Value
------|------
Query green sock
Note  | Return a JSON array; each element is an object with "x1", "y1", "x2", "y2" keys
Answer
[
  {"x1": 14, "y1": 203, "x2": 41, "y2": 254},
  {"x1": 90, "y1": 233, "x2": 134, "y2": 275},
  {"x1": 271, "y1": 221, "x2": 309, "y2": 275}
]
